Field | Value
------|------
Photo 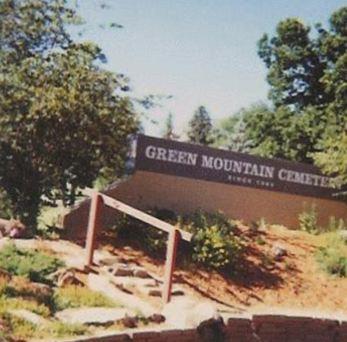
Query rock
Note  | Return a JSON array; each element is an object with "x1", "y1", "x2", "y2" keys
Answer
[
  {"x1": 98, "y1": 256, "x2": 120, "y2": 267},
  {"x1": 56, "y1": 307, "x2": 136, "y2": 325},
  {"x1": 122, "y1": 315, "x2": 138, "y2": 328},
  {"x1": 87, "y1": 273, "x2": 156, "y2": 317},
  {"x1": 162, "y1": 299, "x2": 220, "y2": 329},
  {"x1": 147, "y1": 289, "x2": 162, "y2": 297},
  {"x1": 57, "y1": 270, "x2": 84, "y2": 287},
  {"x1": 148, "y1": 313, "x2": 166, "y2": 324},
  {"x1": 9, "y1": 309, "x2": 49, "y2": 325},
  {"x1": 272, "y1": 244, "x2": 287, "y2": 261},
  {"x1": 111, "y1": 264, "x2": 134, "y2": 277},
  {"x1": 133, "y1": 268, "x2": 150, "y2": 278}
]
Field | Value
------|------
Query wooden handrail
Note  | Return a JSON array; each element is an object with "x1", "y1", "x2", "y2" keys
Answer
[
  {"x1": 83, "y1": 188, "x2": 192, "y2": 304},
  {"x1": 84, "y1": 188, "x2": 192, "y2": 242}
]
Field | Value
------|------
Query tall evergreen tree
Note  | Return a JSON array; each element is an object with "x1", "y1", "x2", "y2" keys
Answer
[{"x1": 187, "y1": 106, "x2": 214, "y2": 146}]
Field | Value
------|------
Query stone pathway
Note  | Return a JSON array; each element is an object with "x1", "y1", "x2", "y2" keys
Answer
[{"x1": 56, "y1": 308, "x2": 136, "y2": 325}]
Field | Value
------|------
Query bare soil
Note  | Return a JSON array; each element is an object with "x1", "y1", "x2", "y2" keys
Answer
[{"x1": 97, "y1": 224, "x2": 347, "y2": 320}]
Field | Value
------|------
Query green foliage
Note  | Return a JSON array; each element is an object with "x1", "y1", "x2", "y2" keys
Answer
[
  {"x1": 316, "y1": 235, "x2": 347, "y2": 277},
  {"x1": 214, "y1": 103, "x2": 263, "y2": 153},
  {"x1": 0, "y1": 0, "x2": 139, "y2": 228},
  {"x1": 243, "y1": 105, "x2": 327, "y2": 163},
  {"x1": 0, "y1": 312, "x2": 88, "y2": 340},
  {"x1": 314, "y1": 131, "x2": 347, "y2": 189},
  {"x1": 42, "y1": 321, "x2": 88, "y2": 338},
  {"x1": 298, "y1": 204, "x2": 318, "y2": 233},
  {"x1": 0, "y1": 243, "x2": 64, "y2": 283},
  {"x1": 53, "y1": 285, "x2": 118, "y2": 311},
  {"x1": 0, "y1": 312, "x2": 37, "y2": 340},
  {"x1": 181, "y1": 210, "x2": 242, "y2": 270},
  {"x1": 0, "y1": 296, "x2": 51, "y2": 317},
  {"x1": 187, "y1": 106, "x2": 215, "y2": 145},
  {"x1": 191, "y1": 225, "x2": 242, "y2": 270},
  {"x1": 248, "y1": 7, "x2": 347, "y2": 164}
]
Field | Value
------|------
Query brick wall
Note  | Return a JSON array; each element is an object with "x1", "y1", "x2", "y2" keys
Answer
[{"x1": 69, "y1": 314, "x2": 347, "y2": 341}]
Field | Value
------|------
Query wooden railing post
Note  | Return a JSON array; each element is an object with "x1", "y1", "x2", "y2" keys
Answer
[
  {"x1": 162, "y1": 229, "x2": 180, "y2": 304},
  {"x1": 85, "y1": 192, "x2": 103, "y2": 266}
]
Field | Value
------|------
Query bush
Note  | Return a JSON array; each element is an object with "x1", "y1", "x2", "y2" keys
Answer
[
  {"x1": 0, "y1": 243, "x2": 64, "y2": 283},
  {"x1": 191, "y1": 225, "x2": 242, "y2": 269},
  {"x1": 298, "y1": 204, "x2": 318, "y2": 233},
  {"x1": 316, "y1": 235, "x2": 347, "y2": 277},
  {"x1": 53, "y1": 285, "x2": 118, "y2": 311},
  {"x1": 179, "y1": 209, "x2": 242, "y2": 270}
]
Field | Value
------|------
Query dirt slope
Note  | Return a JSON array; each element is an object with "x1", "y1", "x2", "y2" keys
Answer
[{"x1": 98, "y1": 224, "x2": 347, "y2": 319}]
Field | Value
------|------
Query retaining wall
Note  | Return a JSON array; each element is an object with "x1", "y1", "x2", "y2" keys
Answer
[
  {"x1": 70, "y1": 315, "x2": 347, "y2": 342},
  {"x1": 63, "y1": 170, "x2": 347, "y2": 241}
]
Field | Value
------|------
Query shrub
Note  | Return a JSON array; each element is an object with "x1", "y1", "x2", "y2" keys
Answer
[
  {"x1": 0, "y1": 243, "x2": 64, "y2": 283},
  {"x1": 180, "y1": 210, "x2": 242, "y2": 270},
  {"x1": 298, "y1": 204, "x2": 318, "y2": 233},
  {"x1": 192, "y1": 225, "x2": 242, "y2": 270},
  {"x1": 53, "y1": 285, "x2": 118, "y2": 311},
  {"x1": 316, "y1": 235, "x2": 347, "y2": 277}
]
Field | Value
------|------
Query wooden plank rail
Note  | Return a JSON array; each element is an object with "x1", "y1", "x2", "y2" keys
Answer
[{"x1": 83, "y1": 188, "x2": 192, "y2": 303}]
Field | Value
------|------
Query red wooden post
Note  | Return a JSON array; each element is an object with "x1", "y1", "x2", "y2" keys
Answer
[
  {"x1": 85, "y1": 192, "x2": 103, "y2": 266},
  {"x1": 162, "y1": 229, "x2": 180, "y2": 303}
]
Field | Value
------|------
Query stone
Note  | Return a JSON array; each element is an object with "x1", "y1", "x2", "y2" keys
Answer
[
  {"x1": 272, "y1": 244, "x2": 287, "y2": 261},
  {"x1": 133, "y1": 268, "x2": 150, "y2": 278},
  {"x1": 147, "y1": 289, "x2": 162, "y2": 297},
  {"x1": 9, "y1": 309, "x2": 49, "y2": 325},
  {"x1": 87, "y1": 273, "x2": 156, "y2": 316},
  {"x1": 57, "y1": 270, "x2": 84, "y2": 287},
  {"x1": 148, "y1": 313, "x2": 166, "y2": 324},
  {"x1": 55, "y1": 307, "x2": 136, "y2": 325},
  {"x1": 162, "y1": 299, "x2": 220, "y2": 329},
  {"x1": 98, "y1": 256, "x2": 120, "y2": 267},
  {"x1": 111, "y1": 264, "x2": 134, "y2": 277},
  {"x1": 122, "y1": 315, "x2": 138, "y2": 328}
]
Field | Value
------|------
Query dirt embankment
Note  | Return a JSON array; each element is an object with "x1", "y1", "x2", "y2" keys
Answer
[{"x1": 98, "y1": 224, "x2": 347, "y2": 319}]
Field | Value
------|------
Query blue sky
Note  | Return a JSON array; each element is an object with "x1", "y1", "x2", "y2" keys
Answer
[{"x1": 73, "y1": 0, "x2": 346, "y2": 136}]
